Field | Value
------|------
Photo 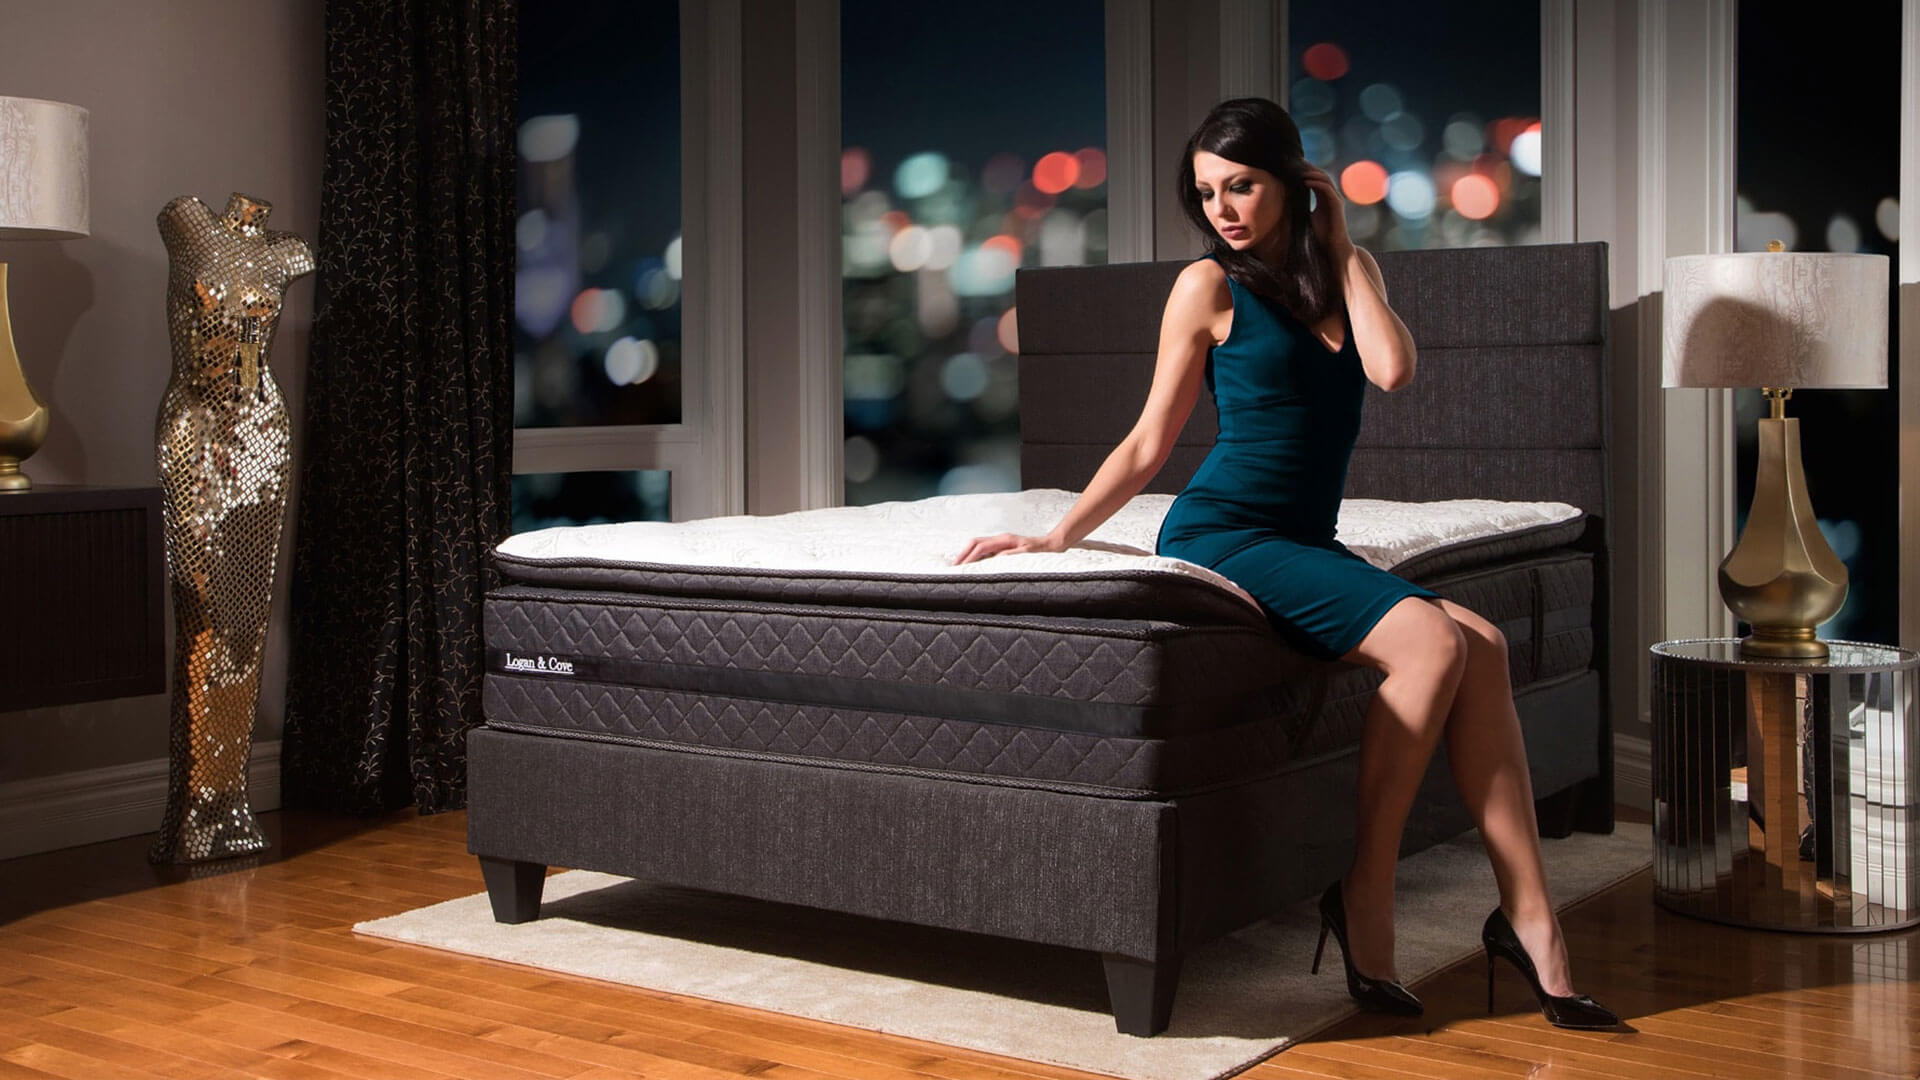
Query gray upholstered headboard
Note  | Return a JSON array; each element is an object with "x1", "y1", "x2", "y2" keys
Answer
[
  {"x1": 1013, "y1": 243, "x2": 1614, "y2": 819},
  {"x1": 1013, "y1": 242, "x2": 1611, "y2": 527}
]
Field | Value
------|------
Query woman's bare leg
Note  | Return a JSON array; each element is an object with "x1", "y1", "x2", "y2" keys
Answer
[
  {"x1": 1431, "y1": 597, "x2": 1576, "y2": 997},
  {"x1": 1335, "y1": 597, "x2": 1469, "y2": 979}
]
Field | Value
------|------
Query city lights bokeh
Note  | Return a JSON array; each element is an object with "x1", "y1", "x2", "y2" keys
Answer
[
  {"x1": 1291, "y1": 3, "x2": 1542, "y2": 251},
  {"x1": 838, "y1": 132, "x2": 1112, "y2": 504}
]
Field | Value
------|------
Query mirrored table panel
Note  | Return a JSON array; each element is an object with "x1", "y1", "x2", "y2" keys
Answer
[{"x1": 1651, "y1": 639, "x2": 1918, "y2": 933}]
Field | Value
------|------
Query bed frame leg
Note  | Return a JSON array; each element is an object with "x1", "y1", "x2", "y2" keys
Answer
[
  {"x1": 1570, "y1": 772, "x2": 1616, "y2": 834},
  {"x1": 1102, "y1": 952, "x2": 1181, "y2": 1036},
  {"x1": 1534, "y1": 787, "x2": 1578, "y2": 839},
  {"x1": 479, "y1": 856, "x2": 546, "y2": 923},
  {"x1": 1538, "y1": 775, "x2": 1617, "y2": 838}
]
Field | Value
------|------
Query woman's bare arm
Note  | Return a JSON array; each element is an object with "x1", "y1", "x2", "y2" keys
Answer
[
  {"x1": 1341, "y1": 246, "x2": 1416, "y2": 391},
  {"x1": 952, "y1": 259, "x2": 1223, "y2": 564}
]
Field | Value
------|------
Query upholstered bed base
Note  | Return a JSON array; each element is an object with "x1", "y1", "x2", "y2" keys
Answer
[{"x1": 468, "y1": 666, "x2": 1598, "y2": 1034}]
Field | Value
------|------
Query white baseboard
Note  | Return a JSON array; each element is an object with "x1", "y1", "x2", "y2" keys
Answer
[
  {"x1": 1615, "y1": 732, "x2": 1652, "y2": 812},
  {"x1": 0, "y1": 740, "x2": 281, "y2": 861}
]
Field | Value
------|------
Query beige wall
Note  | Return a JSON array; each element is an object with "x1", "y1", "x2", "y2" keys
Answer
[{"x1": 0, "y1": 0, "x2": 324, "y2": 784}]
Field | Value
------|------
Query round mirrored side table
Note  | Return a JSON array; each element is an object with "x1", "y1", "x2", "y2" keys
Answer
[{"x1": 1650, "y1": 639, "x2": 1919, "y2": 932}]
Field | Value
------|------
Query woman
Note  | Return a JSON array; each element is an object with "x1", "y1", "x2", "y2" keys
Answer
[{"x1": 954, "y1": 98, "x2": 1617, "y2": 1029}]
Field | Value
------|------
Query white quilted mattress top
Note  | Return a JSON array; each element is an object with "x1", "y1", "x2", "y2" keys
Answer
[{"x1": 496, "y1": 490, "x2": 1582, "y2": 613}]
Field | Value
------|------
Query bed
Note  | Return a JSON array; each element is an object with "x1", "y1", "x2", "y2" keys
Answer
[{"x1": 466, "y1": 241, "x2": 1614, "y2": 1037}]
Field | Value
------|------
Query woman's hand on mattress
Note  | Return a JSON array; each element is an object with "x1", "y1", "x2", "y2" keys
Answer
[{"x1": 952, "y1": 532, "x2": 1066, "y2": 564}]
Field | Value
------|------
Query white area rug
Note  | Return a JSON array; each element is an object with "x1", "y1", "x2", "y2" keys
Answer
[{"x1": 358, "y1": 823, "x2": 1650, "y2": 1080}]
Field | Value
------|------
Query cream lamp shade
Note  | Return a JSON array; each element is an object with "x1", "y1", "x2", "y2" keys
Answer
[
  {"x1": 1662, "y1": 252, "x2": 1887, "y2": 389},
  {"x1": 0, "y1": 95, "x2": 89, "y2": 492},
  {"x1": 0, "y1": 96, "x2": 90, "y2": 239}
]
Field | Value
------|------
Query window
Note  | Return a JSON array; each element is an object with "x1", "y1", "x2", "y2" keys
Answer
[
  {"x1": 839, "y1": 0, "x2": 1107, "y2": 505},
  {"x1": 1288, "y1": 2, "x2": 1541, "y2": 250}
]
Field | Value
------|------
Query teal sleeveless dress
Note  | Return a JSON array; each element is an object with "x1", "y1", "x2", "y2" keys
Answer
[{"x1": 1155, "y1": 255, "x2": 1438, "y2": 660}]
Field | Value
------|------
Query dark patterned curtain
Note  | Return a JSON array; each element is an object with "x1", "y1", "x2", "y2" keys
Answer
[{"x1": 283, "y1": 0, "x2": 516, "y2": 814}]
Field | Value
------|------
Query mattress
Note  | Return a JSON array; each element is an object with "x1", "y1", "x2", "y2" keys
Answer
[
  {"x1": 483, "y1": 493, "x2": 1596, "y2": 799},
  {"x1": 493, "y1": 489, "x2": 1587, "y2": 619}
]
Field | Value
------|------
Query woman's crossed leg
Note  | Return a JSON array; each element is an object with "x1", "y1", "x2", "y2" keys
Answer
[{"x1": 1337, "y1": 596, "x2": 1577, "y2": 996}]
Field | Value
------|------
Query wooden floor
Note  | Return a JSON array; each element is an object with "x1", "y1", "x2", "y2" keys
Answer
[{"x1": 1, "y1": 809, "x2": 1914, "y2": 1080}]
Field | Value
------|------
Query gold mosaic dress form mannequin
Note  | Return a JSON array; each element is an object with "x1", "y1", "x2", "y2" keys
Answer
[{"x1": 150, "y1": 193, "x2": 313, "y2": 864}]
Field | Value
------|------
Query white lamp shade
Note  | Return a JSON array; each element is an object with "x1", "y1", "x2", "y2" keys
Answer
[
  {"x1": 1662, "y1": 252, "x2": 1887, "y2": 389},
  {"x1": 0, "y1": 96, "x2": 90, "y2": 240}
]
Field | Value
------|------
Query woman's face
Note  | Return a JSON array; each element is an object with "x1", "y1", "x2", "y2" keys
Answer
[{"x1": 1191, "y1": 150, "x2": 1287, "y2": 259}]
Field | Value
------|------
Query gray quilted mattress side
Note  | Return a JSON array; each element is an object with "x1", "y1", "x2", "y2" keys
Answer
[
  {"x1": 480, "y1": 550, "x2": 1592, "y2": 798},
  {"x1": 484, "y1": 590, "x2": 1317, "y2": 730}
]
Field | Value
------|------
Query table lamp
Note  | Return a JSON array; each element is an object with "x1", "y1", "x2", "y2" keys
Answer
[
  {"x1": 0, "y1": 96, "x2": 90, "y2": 493},
  {"x1": 1663, "y1": 244, "x2": 1888, "y2": 659}
]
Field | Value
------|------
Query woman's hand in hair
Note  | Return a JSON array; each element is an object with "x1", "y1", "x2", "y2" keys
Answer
[
  {"x1": 952, "y1": 532, "x2": 1067, "y2": 565},
  {"x1": 1302, "y1": 166, "x2": 1353, "y2": 264}
]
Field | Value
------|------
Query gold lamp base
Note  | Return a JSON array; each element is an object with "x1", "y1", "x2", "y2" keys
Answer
[
  {"x1": 1719, "y1": 391, "x2": 1847, "y2": 660},
  {"x1": 0, "y1": 263, "x2": 51, "y2": 493}
]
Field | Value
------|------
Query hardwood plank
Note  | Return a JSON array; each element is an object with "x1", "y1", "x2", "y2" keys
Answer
[
  {"x1": 18, "y1": 907, "x2": 260, "y2": 966},
  {"x1": 1616, "y1": 1017, "x2": 1911, "y2": 1079},
  {"x1": 1, "y1": 954, "x2": 231, "y2": 1023},
  {"x1": 8, "y1": 922, "x2": 259, "y2": 977},
  {"x1": 0, "y1": 1058, "x2": 68, "y2": 1080},
  {"x1": 1289, "y1": 1032, "x2": 1636, "y2": 1080},
  {"x1": 0, "y1": 1040, "x2": 171, "y2": 1080},
  {"x1": 0, "y1": 1007, "x2": 262, "y2": 1080},
  {"x1": 0, "y1": 1003, "x2": 359, "y2": 1080},
  {"x1": 185, "y1": 1001, "x2": 495, "y2": 1080},
  {"x1": 1254, "y1": 1047, "x2": 1442, "y2": 1080},
  {"x1": 1402, "y1": 1023, "x2": 1724, "y2": 1080},
  {"x1": 3, "y1": 935, "x2": 219, "y2": 990}
]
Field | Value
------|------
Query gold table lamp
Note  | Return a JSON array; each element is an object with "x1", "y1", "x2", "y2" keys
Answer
[
  {"x1": 0, "y1": 96, "x2": 90, "y2": 492},
  {"x1": 1663, "y1": 246, "x2": 1889, "y2": 659}
]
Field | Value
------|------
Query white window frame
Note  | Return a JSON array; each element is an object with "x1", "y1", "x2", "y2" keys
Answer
[{"x1": 511, "y1": 0, "x2": 746, "y2": 522}]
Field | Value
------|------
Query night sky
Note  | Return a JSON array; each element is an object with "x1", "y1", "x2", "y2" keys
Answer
[
  {"x1": 1292, "y1": 2, "x2": 1538, "y2": 124},
  {"x1": 841, "y1": 0, "x2": 1106, "y2": 179}
]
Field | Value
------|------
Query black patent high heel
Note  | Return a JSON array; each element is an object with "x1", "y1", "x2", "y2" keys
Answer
[
  {"x1": 1481, "y1": 907, "x2": 1620, "y2": 1030},
  {"x1": 1311, "y1": 881, "x2": 1423, "y2": 1016}
]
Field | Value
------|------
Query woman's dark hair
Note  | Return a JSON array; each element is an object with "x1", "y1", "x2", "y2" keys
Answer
[{"x1": 1177, "y1": 97, "x2": 1338, "y2": 323}]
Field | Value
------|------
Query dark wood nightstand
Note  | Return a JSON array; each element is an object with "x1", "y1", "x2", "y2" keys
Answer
[{"x1": 0, "y1": 485, "x2": 166, "y2": 711}]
